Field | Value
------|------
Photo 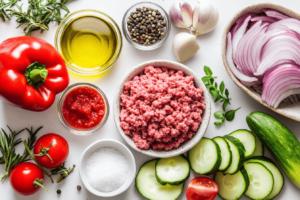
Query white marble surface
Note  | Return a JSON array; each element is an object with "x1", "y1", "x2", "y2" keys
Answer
[{"x1": 0, "y1": 0, "x2": 300, "y2": 199}]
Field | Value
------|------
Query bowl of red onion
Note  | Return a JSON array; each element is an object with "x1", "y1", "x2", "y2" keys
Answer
[
  {"x1": 222, "y1": 3, "x2": 300, "y2": 122},
  {"x1": 113, "y1": 60, "x2": 211, "y2": 158}
]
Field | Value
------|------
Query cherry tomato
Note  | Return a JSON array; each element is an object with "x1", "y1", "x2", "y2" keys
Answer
[
  {"x1": 10, "y1": 162, "x2": 45, "y2": 195},
  {"x1": 33, "y1": 133, "x2": 69, "y2": 169},
  {"x1": 186, "y1": 177, "x2": 218, "y2": 200}
]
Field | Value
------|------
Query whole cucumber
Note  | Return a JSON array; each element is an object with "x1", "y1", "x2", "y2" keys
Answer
[{"x1": 246, "y1": 111, "x2": 300, "y2": 189}]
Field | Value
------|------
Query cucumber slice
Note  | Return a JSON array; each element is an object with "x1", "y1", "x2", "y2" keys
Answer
[
  {"x1": 213, "y1": 137, "x2": 232, "y2": 171},
  {"x1": 214, "y1": 167, "x2": 249, "y2": 200},
  {"x1": 229, "y1": 129, "x2": 256, "y2": 158},
  {"x1": 188, "y1": 137, "x2": 221, "y2": 175},
  {"x1": 136, "y1": 159, "x2": 184, "y2": 200},
  {"x1": 245, "y1": 156, "x2": 284, "y2": 199},
  {"x1": 155, "y1": 155, "x2": 190, "y2": 186},
  {"x1": 249, "y1": 135, "x2": 264, "y2": 157},
  {"x1": 223, "y1": 136, "x2": 246, "y2": 175},
  {"x1": 244, "y1": 162, "x2": 274, "y2": 200}
]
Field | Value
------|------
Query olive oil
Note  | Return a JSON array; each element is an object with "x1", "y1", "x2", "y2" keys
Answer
[{"x1": 60, "y1": 16, "x2": 117, "y2": 71}]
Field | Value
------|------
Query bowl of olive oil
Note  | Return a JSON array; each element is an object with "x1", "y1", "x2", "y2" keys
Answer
[{"x1": 55, "y1": 10, "x2": 122, "y2": 75}]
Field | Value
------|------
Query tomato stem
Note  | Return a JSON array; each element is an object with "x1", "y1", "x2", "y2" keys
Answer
[
  {"x1": 23, "y1": 140, "x2": 54, "y2": 183},
  {"x1": 33, "y1": 178, "x2": 50, "y2": 193},
  {"x1": 34, "y1": 142, "x2": 53, "y2": 163}
]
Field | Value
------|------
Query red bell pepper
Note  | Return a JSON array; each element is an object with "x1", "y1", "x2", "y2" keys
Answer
[{"x1": 0, "y1": 36, "x2": 69, "y2": 111}]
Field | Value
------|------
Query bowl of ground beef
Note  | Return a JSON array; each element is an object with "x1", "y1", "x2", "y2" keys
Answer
[{"x1": 113, "y1": 60, "x2": 211, "y2": 158}]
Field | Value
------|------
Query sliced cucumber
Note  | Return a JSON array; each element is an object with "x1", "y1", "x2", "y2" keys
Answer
[
  {"x1": 155, "y1": 155, "x2": 190, "y2": 186},
  {"x1": 214, "y1": 167, "x2": 249, "y2": 200},
  {"x1": 213, "y1": 137, "x2": 232, "y2": 171},
  {"x1": 188, "y1": 137, "x2": 221, "y2": 175},
  {"x1": 245, "y1": 156, "x2": 284, "y2": 199},
  {"x1": 249, "y1": 135, "x2": 264, "y2": 157},
  {"x1": 229, "y1": 129, "x2": 255, "y2": 158},
  {"x1": 223, "y1": 136, "x2": 245, "y2": 175},
  {"x1": 136, "y1": 159, "x2": 184, "y2": 200},
  {"x1": 244, "y1": 162, "x2": 274, "y2": 200}
]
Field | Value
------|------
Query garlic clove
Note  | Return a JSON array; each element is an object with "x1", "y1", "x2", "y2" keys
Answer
[
  {"x1": 192, "y1": 0, "x2": 219, "y2": 36},
  {"x1": 172, "y1": 32, "x2": 200, "y2": 62},
  {"x1": 169, "y1": 0, "x2": 193, "y2": 29}
]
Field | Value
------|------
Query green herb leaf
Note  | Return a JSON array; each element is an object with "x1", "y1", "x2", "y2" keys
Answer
[
  {"x1": 225, "y1": 107, "x2": 241, "y2": 121},
  {"x1": 202, "y1": 76, "x2": 210, "y2": 83},
  {"x1": 225, "y1": 89, "x2": 229, "y2": 97},
  {"x1": 214, "y1": 96, "x2": 221, "y2": 103},
  {"x1": 214, "y1": 82, "x2": 218, "y2": 89},
  {"x1": 204, "y1": 66, "x2": 213, "y2": 76},
  {"x1": 222, "y1": 100, "x2": 229, "y2": 111},
  {"x1": 220, "y1": 81, "x2": 225, "y2": 94},
  {"x1": 214, "y1": 110, "x2": 225, "y2": 119},
  {"x1": 214, "y1": 121, "x2": 223, "y2": 126},
  {"x1": 210, "y1": 89, "x2": 219, "y2": 98}
]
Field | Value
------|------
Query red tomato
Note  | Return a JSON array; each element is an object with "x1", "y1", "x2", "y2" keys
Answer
[
  {"x1": 10, "y1": 162, "x2": 44, "y2": 195},
  {"x1": 186, "y1": 177, "x2": 218, "y2": 200},
  {"x1": 33, "y1": 133, "x2": 69, "y2": 169}
]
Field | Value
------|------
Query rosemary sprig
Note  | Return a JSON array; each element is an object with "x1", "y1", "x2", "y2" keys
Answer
[
  {"x1": 8, "y1": 0, "x2": 70, "y2": 36},
  {"x1": 202, "y1": 66, "x2": 241, "y2": 126},
  {"x1": 51, "y1": 162, "x2": 75, "y2": 183},
  {"x1": 0, "y1": 0, "x2": 20, "y2": 21},
  {"x1": 0, "y1": 126, "x2": 41, "y2": 181}
]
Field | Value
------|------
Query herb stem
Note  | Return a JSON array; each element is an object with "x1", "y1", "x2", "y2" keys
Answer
[{"x1": 23, "y1": 140, "x2": 54, "y2": 183}]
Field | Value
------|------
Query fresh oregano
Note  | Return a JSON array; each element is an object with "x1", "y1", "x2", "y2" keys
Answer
[{"x1": 202, "y1": 66, "x2": 241, "y2": 126}]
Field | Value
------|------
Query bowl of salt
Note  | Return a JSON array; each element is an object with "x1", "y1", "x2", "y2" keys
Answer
[{"x1": 79, "y1": 139, "x2": 136, "y2": 197}]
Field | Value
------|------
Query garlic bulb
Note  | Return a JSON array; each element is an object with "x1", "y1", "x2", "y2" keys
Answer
[
  {"x1": 169, "y1": 0, "x2": 193, "y2": 29},
  {"x1": 172, "y1": 32, "x2": 200, "y2": 62},
  {"x1": 192, "y1": 0, "x2": 219, "y2": 36}
]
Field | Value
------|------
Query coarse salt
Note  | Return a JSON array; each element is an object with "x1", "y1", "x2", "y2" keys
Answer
[{"x1": 85, "y1": 147, "x2": 128, "y2": 192}]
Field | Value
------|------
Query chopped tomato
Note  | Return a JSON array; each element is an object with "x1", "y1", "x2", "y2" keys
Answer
[{"x1": 186, "y1": 177, "x2": 218, "y2": 200}]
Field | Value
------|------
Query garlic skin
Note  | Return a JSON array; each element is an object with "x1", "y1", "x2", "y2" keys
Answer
[
  {"x1": 169, "y1": 0, "x2": 193, "y2": 29},
  {"x1": 192, "y1": 0, "x2": 219, "y2": 36},
  {"x1": 173, "y1": 32, "x2": 200, "y2": 62}
]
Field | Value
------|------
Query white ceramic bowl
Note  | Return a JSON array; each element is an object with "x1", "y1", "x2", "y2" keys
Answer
[
  {"x1": 113, "y1": 60, "x2": 211, "y2": 158},
  {"x1": 222, "y1": 3, "x2": 300, "y2": 122},
  {"x1": 79, "y1": 139, "x2": 136, "y2": 197}
]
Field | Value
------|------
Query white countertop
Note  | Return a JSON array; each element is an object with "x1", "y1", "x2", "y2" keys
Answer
[{"x1": 1, "y1": 0, "x2": 300, "y2": 199}]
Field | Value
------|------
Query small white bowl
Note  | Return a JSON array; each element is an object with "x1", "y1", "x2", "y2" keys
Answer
[
  {"x1": 222, "y1": 3, "x2": 300, "y2": 122},
  {"x1": 113, "y1": 60, "x2": 211, "y2": 158},
  {"x1": 79, "y1": 139, "x2": 136, "y2": 197}
]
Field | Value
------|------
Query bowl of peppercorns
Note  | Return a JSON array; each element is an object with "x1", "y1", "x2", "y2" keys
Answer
[{"x1": 122, "y1": 2, "x2": 171, "y2": 50}]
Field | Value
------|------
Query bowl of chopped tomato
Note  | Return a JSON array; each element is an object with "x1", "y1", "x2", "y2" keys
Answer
[{"x1": 57, "y1": 83, "x2": 109, "y2": 135}]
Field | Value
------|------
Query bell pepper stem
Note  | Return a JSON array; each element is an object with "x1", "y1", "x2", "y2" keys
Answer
[
  {"x1": 23, "y1": 140, "x2": 54, "y2": 183},
  {"x1": 29, "y1": 69, "x2": 48, "y2": 82},
  {"x1": 33, "y1": 178, "x2": 50, "y2": 193},
  {"x1": 25, "y1": 62, "x2": 48, "y2": 88}
]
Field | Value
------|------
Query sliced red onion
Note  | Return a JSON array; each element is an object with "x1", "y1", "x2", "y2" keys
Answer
[
  {"x1": 169, "y1": 0, "x2": 193, "y2": 29},
  {"x1": 262, "y1": 64, "x2": 300, "y2": 108},
  {"x1": 251, "y1": 16, "x2": 277, "y2": 23},
  {"x1": 255, "y1": 29, "x2": 300, "y2": 76},
  {"x1": 227, "y1": 9, "x2": 300, "y2": 108},
  {"x1": 267, "y1": 18, "x2": 300, "y2": 34},
  {"x1": 232, "y1": 15, "x2": 251, "y2": 56},
  {"x1": 226, "y1": 32, "x2": 258, "y2": 85},
  {"x1": 263, "y1": 9, "x2": 289, "y2": 20},
  {"x1": 235, "y1": 21, "x2": 268, "y2": 76}
]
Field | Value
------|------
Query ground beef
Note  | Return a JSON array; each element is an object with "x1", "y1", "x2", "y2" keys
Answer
[{"x1": 119, "y1": 66, "x2": 205, "y2": 151}]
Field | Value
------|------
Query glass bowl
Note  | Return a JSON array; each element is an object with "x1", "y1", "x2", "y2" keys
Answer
[
  {"x1": 57, "y1": 83, "x2": 109, "y2": 135},
  {"x1": 122, "y1": 2, "x2": 171, "y2": 51},
  {"x1": 55, "y1": 10, "x2": 122, "y2": 75}
]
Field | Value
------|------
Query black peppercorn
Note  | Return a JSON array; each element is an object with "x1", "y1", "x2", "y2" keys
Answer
[
  {"x1": 77, "y1": 185, "x2": 81, "y2": 191},
  {"x1": 126, "y1": 7, "x2": 167, "y2": 46},
  {"x1": 57, "y1": 190, "x2": 61, "y2": 194}
]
